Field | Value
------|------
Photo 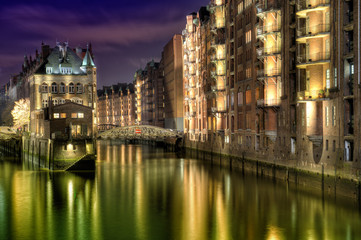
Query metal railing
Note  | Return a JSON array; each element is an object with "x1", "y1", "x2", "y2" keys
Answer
[
  {"x1": 256, "y1": 47, "x2": 281, "y2": 57},
  {"x1": 257, "y1": 24, "x2": 281, "y2": 36},
  {"x1": 296, "y1": 0, "x2": 330, "y2": 11},
  {"x1": 257, "y1": 69, "x2": 281, "y2": 77},
  {"x1": 297, "y1": 52, "x2": 330, "y2": 64},
  {"x1": 297, "y1": 24, "x2": 330, "y2": 37},
  {"x1": 256, "y1": 1, "x2": 281, "y2": 13},
  {"x1": 257, "y1": 98, "x2": 281, "y2": 107}
]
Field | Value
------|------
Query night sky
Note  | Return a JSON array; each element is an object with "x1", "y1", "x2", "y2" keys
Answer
[{"x1": 0, "y1": 0, "x2": 208, "y2": 88}]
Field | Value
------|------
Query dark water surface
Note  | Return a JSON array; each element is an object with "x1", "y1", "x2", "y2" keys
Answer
[{"x1": 0, "y1": 140, "x2": 361, "y2": 240}]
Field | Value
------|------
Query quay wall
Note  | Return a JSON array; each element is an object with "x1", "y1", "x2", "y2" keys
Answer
[{"x1": 184, "y1": 136, "x2": 361, "y2": 200}]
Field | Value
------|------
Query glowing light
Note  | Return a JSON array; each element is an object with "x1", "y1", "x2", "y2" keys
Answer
[
  {"x1": 11, "y1": 98, "x2": 30, "y2": 130},
  {"x1": 67, "y1": 144, "x2": 73, "y2": 151}
]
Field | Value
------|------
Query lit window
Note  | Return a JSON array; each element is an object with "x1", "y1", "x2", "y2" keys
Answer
[
  {"x1": 71, "y1": 113, "x2": 78, "y2": 118},
  {"x1": 351, "y1": 64, "x2": 354, "y2": 74},
  {"x1": 334, "y1": 68, "x2": 337, "y2": 88},
  {"x1": 326, "y1": 69, "x2": 330, "y2": 89},
  {"x1": 54, "y1": 113, "x2": 60, "y2": 119},
  {"x1": 61, "y1": 67, "x2": 72, "y2": 74},
  {"x1": 237, "y1": 1, "x2": 244, "y2": 14},
  {"x1": 60, "y1": 113, "x2": 66, "y2": 118},
  {"x1": 78, "y1": 113, "x2": 84, "y2": 118},
  {"x1": 246, "y1": 30, "x2": 252, "y2": 44}
]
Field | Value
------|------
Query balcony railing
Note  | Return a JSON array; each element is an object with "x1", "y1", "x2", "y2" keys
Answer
[
  {"x1": 256, "y1": 98, "x2": 281, "y2": 107},
  {"x1": 297, "y1": 24, "x2": 330, "y2": 38},
  {"x1": 211, "y1": 85, "x2": 226, "y2": 92},
  {"x1": 211, "y1": 107, "x2": 226, "y2": 113},
  {"x1": 257, "y1": 24, "x2": 281, "y2": 36},
  {"x1": 296, "y1": 0, "x2": 330, "y2": 12},
  {"x1": 256, "y1": 1, "x2": 281, "y2": 14},
  {"x1": 256, "y1": 47, "x2": 281, "y2": 57},
  {"x1": 296, "y1": 52, "x2": 330, "y2": 64},
  {"x1": 257, "y1": 69, "x2": 281, "y2": 78}
]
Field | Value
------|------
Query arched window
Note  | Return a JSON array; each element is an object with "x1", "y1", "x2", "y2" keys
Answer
[
  {"x1": 52, "y1": 99, "x2": 58, "y2": 106},
  {"x1": 41, "y1": 83, "x2": 48, "y2": 93},
  {"x1": 59, "y1": 83, "x2": 66, "y2": 93},
  {"x1": 76, "y1": 83, "x2": 83, "y2": 93},
  {"x1": 59, "y1": 99, "x2": 65, "y2": 104},
  {"x1": 51, "y1": 82, "x2": 57, "y2": 93},
  {"x1": 69, "y1": 83, "x2": 74, "y2": 93}
]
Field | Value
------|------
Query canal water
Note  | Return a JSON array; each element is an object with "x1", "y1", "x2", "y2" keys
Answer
[{"x1": 0, "y1": 140, "x2": 361, "y2": 240}]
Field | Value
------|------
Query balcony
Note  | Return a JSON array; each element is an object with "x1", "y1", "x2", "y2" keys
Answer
[
  {"x1": 297, "y1": 89, "x2": 328, "y2": 101},
  {"x1": 257, "y1": 69, "x2": 281, "y2": 81},
  {"x1": 211, "y1": 107, "x2": 226, "y2": 113},
  {"x1": 211, "y1": 85, "x2": 226, "y2": 92},
  {"x1": 296, "y1": 24, "x2": 330, "y2": 42},
  {"x1": 256, "y1": 47, "x2": 281, "y2": 58},
  {"x1": 256, "y1": 1, "x2": 281, "y2": 16},
  {"x1": 256, "y1": 24, "x2": 281, "y2": 37},
  {"x1": 256, "y1": 99, "x2": 281, "y2": 108},
  {"x1": 296, "y1": 0, "x2": 330, "y2": 16},
  {"x1": 296, "y1": 52, "x2": 330, "y2": 67}
]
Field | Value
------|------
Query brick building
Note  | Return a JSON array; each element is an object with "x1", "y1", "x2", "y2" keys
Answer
[
  {"x1": 182, "y1": 0, "x2": 361, "y2": 174},
  {"x1": 97, "y1": 83, "x2": 136, "y2": 130},
  {"x1": 134, "y1": 60, "x2": 165, "y2": 127},
  {"x1": 162, "y1": 34, "x2": 184, "y2": 131}
]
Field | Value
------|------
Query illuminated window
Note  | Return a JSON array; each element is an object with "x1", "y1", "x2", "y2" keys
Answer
[
  {"x1": 246, "y1": 30, "x2": 252, "y2": 44},
  {"x1": 237, "y1": 1, "x2": 243, "y2": 14},
  {"x1": 60, "y1": 113, "x2": 66, "y2": 118},
  {"x1": 61, "y1": 67, "x2": 72, "y2": 74},
  {"x1": 53, "y1": 113, "x2": 60, "y2": 119},
  {"x1": 71, "y1": 113, "x2": 78, "y2": 118},
  {"x1": 78, "y1": 113, "x2": 84, "y2": 118},
  {"x1": 326, "y1": 69, "x2": 330, "y2": 89},
  {"x1": 334, "y1": 68, "x2": 337, "y2": 88}
]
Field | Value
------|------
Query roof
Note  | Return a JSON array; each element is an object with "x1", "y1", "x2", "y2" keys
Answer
[{"x1": 35, "y1": 42, "x2": 94, "y2": 75}]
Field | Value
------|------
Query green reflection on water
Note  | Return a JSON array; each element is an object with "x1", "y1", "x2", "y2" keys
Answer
[{"x1": 0, "y1": 140, "x2": 360, "y2": 240}]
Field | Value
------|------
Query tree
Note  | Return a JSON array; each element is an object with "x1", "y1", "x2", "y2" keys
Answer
[{"x1": 11, "y1": 98, "x2": 30, "y2": 130}]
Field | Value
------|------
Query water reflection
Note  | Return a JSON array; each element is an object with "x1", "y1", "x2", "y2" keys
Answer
[{"x1": 0, "y1": 141, "x2": 360, "y2": 239}]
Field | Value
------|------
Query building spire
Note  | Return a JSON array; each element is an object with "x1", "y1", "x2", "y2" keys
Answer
[{"x1": 81, "y1": 43, "x2": 95, "y2": 69}]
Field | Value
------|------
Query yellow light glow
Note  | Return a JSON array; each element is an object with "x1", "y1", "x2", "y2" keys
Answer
[{"x1": 67, "y1": 144, "x2": 73, "y2": 151}]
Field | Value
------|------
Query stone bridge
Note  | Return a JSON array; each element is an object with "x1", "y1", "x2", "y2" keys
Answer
[{"x1": 98, "y1": 125, "x2": 183, "y2": 145}]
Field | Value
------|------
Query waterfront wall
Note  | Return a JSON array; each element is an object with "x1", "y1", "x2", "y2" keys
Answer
[
  {"x1": 22, "y1": 136, "x2": 95, "y2": 170},
  {"x1": 184, "y1": 135, "x2": 361, "y2": 200}
]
